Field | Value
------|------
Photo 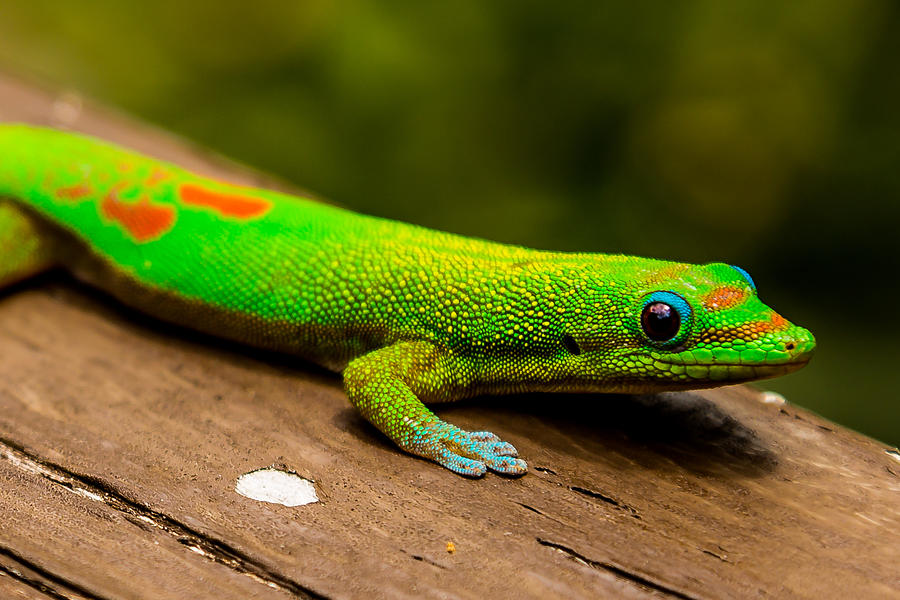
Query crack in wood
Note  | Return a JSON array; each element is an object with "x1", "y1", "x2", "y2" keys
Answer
[
  {"x1": 569, "y1": 486, "x2": 642, "y2": 519},
  {"x1": 536, "y1": 538, "x2": 702, "y2": 600},
  {"x1": 513, "y1": 501, "x2": 570, "y2": 527},
  {"x1": 516, "y1": 502, "x2": 546, "y2": 516},
  {"x1": 700, "y1": 549, "x2": 730, "y2": 563},
  {"x1": 0, "y1": 544, "x2": 108, "y2": 600},
  {"x1": 0, "y1": 437, "x2": 329, "y2": 600}
]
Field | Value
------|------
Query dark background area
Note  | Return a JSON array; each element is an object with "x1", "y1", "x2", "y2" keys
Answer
[{"x1": 1, "y1": 1, "x2": 896, "y2": 444}]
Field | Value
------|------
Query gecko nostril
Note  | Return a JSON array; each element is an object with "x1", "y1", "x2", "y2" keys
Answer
[{"x1": 785, "y1": 342, "x2": 795, "y2": 351}]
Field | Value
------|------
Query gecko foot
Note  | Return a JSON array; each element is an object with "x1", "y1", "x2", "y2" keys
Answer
[{"x1": 411, "y1": 424, "x2": 528, "y2": 477}]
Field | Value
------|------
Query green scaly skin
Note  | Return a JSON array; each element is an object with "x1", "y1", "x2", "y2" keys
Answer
[{"x1": 0, "y1": 124, "x2": 815, "y2": 477}]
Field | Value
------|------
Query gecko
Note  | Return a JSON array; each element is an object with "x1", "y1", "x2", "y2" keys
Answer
[{"x1": 0, "y1": 124, "x2": 815, "y2": 477}]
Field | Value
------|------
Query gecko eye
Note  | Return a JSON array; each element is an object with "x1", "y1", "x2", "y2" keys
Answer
[
  {"x1": 639, "y1": 291, "x2": 693, "y2": 345},
  {"x1": 641, "y1": 302, "x2": 680, "y2": 341}
]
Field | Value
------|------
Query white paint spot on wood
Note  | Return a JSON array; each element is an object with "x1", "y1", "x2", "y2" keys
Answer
[
  {"x1": 235, "y1": 468, "x2": 318, "y2": 507},
  {"x1": 760, "y1": 391, "x2": 786, "y2": 405}
]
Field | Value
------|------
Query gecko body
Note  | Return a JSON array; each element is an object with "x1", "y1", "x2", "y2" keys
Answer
[{"x1": 0, "y1": 125, "x2": 815, "y2": 476}]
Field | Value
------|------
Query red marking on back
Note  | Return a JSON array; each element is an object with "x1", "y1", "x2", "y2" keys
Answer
[
  {"x1": 146, "y1": 168, "x2": 170, "y2": 186},
  {"x1": 701, "y1": 286, "x2": 748, "y2": 311},
  {"x1": 179, "y1": 183, "x2": 271, "y2": 219},
  {"x1": 117, "y1": 162, "x2": 135, "y2": 173},
  {"x1": 101, "y1": 192, "x2": 176, "y2": 243},
  {"x1": 56, "y1": 183, "x2": 92, "y2": 201}
]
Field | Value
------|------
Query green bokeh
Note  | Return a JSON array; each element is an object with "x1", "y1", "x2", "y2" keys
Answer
[{"x1": 1, "y1": 1, "x2": 896, "y2": 444}]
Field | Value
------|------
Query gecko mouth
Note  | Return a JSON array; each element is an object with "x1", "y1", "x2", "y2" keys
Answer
[
  {"x1": 656, "y1": 338, "x2": 817, "y2": 372},
  {"x1": 652, "y1": 356, "x2": 812, "y2": 383},
  {"x1": 657, "y1": 357, "x2": 812, "y2": 368}
]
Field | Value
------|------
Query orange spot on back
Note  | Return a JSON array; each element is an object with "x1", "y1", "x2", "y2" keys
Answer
[
  {"x1": 56, "y1": 183, "x2": 93, "y2": 201},
  {"x1": 179, "y1": 183, "x2": 271, "y2": 219},
  {"x1": 146, "y1": 168, "x2": 169, "y2": 186},
  {"x1": 101, "y1": 191, "x2": 176, "y2": 243},
  {"x1": 701, "y1": 286, "x2": 748, "y2": 311}
]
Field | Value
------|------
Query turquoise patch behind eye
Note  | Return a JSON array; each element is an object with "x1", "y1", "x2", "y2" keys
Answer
[{"x1": 730, "y1": 265, "x2": 756, "y2": 291}]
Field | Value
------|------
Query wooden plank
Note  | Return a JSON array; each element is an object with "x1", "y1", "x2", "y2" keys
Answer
[
  {"x1": 0, "y1": 437, "x2": 304, "y2": 600},
  {"x1": 1, "y1": 71, "x2": 899, "y2": 599}
]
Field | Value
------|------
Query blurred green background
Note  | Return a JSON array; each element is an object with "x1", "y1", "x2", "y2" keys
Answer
[{"x1": 1, "y1": 1, "x2": 896, "y2": 444}]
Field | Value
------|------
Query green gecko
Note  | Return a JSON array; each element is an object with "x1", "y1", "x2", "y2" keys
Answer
[{"x1": 0, "y1": 124, "x2": 815, "y2": 477}]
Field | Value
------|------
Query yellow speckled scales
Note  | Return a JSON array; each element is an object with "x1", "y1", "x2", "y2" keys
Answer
[{"x1": 0, "y1": 125, "x2": 815, "y2": 476}]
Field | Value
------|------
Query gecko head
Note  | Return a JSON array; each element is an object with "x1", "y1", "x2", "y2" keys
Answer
[{"x1": 564, "y1": 262, "x2": 816, "y2": 392}]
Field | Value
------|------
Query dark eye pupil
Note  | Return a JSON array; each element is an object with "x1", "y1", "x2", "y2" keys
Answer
[{"x1": 641, "y1": 302, "x2": 681, "y2": 341}]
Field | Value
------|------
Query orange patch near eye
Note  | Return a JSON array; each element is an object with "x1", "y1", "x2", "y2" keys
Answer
[
  {"x1": 179, "y1": 183, "x2": 271, "y2": 219},
  {"x1": 755, "y1": 312, "x2": 788, "y2": 333},
  {"x1": 701, "y1": 286, "x2": 748, "y2": 311},
  {"x1": 701, "y1": 313, "x2": 791, "y2": 344},
  {"x1": 101, "y1": 193, "x2": 176, "y2": 243},
  {"x1": 56, "y1": 183, "x2": 93, "y2": 200}
]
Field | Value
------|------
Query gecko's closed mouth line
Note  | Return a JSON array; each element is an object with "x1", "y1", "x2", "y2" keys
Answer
[{"x1": 656, "y1": 359, "x2": 811, "y2": 368}]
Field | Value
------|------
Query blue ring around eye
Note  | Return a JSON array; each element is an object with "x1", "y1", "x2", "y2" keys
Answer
[
  {"x1": 641, "y1": 291, "x2": 693, "y2": 347},
  {"x1": 729, "y1": 265, "x2": 756, "y2": 291}
]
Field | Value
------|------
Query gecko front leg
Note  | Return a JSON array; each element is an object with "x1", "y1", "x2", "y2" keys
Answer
[{"x1": 343, "y1": 341, "x2": 527, "y2": 477}]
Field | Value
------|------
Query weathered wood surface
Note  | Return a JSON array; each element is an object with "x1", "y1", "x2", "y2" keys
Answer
[{"x1": 0, "y1": 71, "x2": 898, "y2": 600}]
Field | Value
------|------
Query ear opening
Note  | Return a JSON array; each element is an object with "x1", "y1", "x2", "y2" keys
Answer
[{"x1": 562, "y1": 334, "x2": 581, "y2": 356}]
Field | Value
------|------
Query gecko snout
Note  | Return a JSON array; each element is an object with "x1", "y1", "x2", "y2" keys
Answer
[{"x1": 782, "y1": 327, "x2": 816, "y2": 364}]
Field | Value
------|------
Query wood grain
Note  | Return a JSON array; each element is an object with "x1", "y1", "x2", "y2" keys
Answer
[{"x1": 0, "y1": 71, "x2": 898, "y2": 600}]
